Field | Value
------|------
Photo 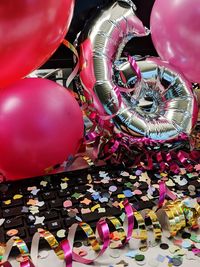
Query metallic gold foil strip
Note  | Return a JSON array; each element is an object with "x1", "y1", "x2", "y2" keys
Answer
[
  {"x1": 37, "y1": 229, "x2": 64, "y2": 260},
  {"x1": 173, "y1": 200, "x2": 186, "y2": 229},
  {"x1": 144, "y1": 210, "x2": 162, "y2": 241},
  {"x1": 181, "y1": 205, "x2": 199, "y2": 227},
  {"x1": 166, "y1": 202, "x2": 183, "y2": 232},
  {"x1": 157, "y1": 206, "x2": 178, "y2": 237},
  {"x1": 0, "y1": 244, "x2": 5, "y2": 263},
  {"x1": 78, "y1": 222, "x2": 100, "y2": 252},
  {"x1": 132, "y1": 211, "x2": 148, "y2": 241},
  {"x1": 107, "y1": 216, "x2": 126, "y2": 243}
]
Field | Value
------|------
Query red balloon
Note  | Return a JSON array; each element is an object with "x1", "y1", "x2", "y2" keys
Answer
[
  {"x1": 0, "y1": 0, "x2": 75, "y2": 88},
  {"x1": 0, "y1": 78, "x2": 84, "y2": 180}
]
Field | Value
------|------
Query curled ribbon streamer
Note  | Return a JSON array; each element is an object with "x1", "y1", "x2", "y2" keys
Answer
[
  {"x1": 62, "y1": 39, "x2": 80, "y2": 88},
  {"x1": 2, "y1": 237, "x2": 31, "y2": 267},
  {"x1": 1, "y1": 196, "x2": 200, "y2": 266},
  {"x1": 132, "y1": 211, "x2": 148, "y2": 243},
  {"x1": 67, "y1": 220, "x2": 110, "y2": 265},
  {"x1": 31, "y1": 229, "x2": 64, "y2": 267},
  {"x1": 158, "y1": 181, "x2": 177, "y2": 208},
  {"x1": 141, "y1": 210, "x2": 162, "y2": 242},
  {"x1": 60, "y1": 240, "x2": 72, "y2": 267}
]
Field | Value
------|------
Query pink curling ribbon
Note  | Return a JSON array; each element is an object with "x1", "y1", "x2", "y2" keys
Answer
[
  {"x1": 122, "y1": 199, "x2": 135, "y2": 245},
  {"x1": 63, "y1": 40, "x2": 80, "y2": 88},
  {"x1": 118, "y1": 55, "x2": 142, "y2": 93},
  {"x1": 60, "y1": 240, "x2": 72, "y2": 267},
  {"x1": 128, "y1": 55, "x2": 142, "y2": 81},
  {"x1": 68, "y1": 219, "x2": 110, "y2": 265},
  {"x1": 158, "y1": 181, "x2": 177, "y2": 209}
]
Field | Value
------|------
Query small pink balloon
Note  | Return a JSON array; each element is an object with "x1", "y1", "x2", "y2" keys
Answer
[
  {"x1": 0, "y1": 78, "x2": 84, "y2": 180},
  {"x1": 150, "y1": 0, "x2": 200, "y2": 83}
]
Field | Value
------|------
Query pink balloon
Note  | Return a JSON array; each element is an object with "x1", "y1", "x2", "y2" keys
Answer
[
  {"x1": 0, "y1": 0, "x2": 75, "y2": 88},
  {"x1": 0, "y1": 78, "x2": 84, "y2": 180},
  {"x1": 150, "y1": 0, "x2": 200, "y2": 83}
]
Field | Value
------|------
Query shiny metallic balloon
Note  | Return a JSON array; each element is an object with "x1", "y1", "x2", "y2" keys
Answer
[
  {"x1": 114, "y1": 58, "x2": 198, "y2": 140},
  {"x1": 78, "y1": 0, "x2": 147, "y2": 114},
  {"x1": 77, "y1": 0, "x2": 198, "y2": 141}
]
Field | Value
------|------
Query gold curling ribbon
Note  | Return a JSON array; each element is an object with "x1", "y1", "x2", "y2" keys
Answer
[
  {"x1": 142, "y1": 210, "x2": 162, "y2": 242},
  {"x1": 132, "y1": 211, "x2": 148, "y2": 241},
  {"x1": 166, "y1": 200, "x2": 186, "y2": 231},
  {"x1": 37, "y1": 229, "x2": 64, "y2": 260},
  {"x1": 181, "y1": 200, "x2": 199, "y2": 228},
  {"x1": 106, "y1": 216, "x2": 126, "y2": 246},
  {"x1": 78, "y1": 222, "x2": 100, "y2": 252},
  {"x1": 0, "y1": 198, "x2": 199, "y2": 266},
  {"x1": 0, "y1": 237, "x2": 31, "y2": 265}
]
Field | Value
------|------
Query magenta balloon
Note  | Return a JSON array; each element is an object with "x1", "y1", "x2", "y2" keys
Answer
[
  {"x1": 0, "y1": 0, "x2": 75, "y2": 88},
  {"x1": 0, "y1": 78, "x2": 84, "y2": 180},
  {"x1": 150, "y1": 0, "x2": 200, "y2": 83}
]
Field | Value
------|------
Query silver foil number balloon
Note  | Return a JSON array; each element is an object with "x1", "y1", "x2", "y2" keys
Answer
[
  {"x1": 114, "y1": 58, "x2": 198, "y2": 140},
  {"x1": 78, "y1": 0, "x2": 198, "y2": 141}
]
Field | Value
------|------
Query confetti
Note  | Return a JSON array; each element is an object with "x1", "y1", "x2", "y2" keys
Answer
[
  {"x1": 34, "y1": 216, "x2": 45, "y2": 225},
  {"x1": 80, "y1": 198, "x2": 92, "y2": 205},
  {"x1": 6, "y1": 229, "x2": 19, "y2": 236},
  {"x1": 38, "y1": 250, "x2": 49, "y2": 259},
  {"x1": 63, "y1": 200, "x2": 72, "y2": 208},
  {"x1": 0, "y1": 219, "x2": 5, "y2": 226}
]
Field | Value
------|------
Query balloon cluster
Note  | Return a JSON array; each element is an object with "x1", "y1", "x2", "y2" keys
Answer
[
  {"x1": 0, "y1": 0, "x2": 84, "y2": 180},
  {"x1": 74, "y1": 0, "x2": 199, "y2": 167}
]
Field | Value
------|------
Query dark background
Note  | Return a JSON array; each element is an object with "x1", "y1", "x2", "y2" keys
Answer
[{"x1": 42, "y1": 0, "x2": 157, "y2": 69}]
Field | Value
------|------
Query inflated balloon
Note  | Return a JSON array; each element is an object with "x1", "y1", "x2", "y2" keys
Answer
[
  {"x1": 150, "y1": 0, "x2": 200, "y2": 83},
  {"x1": 0, "y1": 0, "x2": 75, "y2": 88},
  {"x1": 114, "y1": 57, "x2": 198, "y2": 140},
  {"x1": 77, "y1": 0, "x2": 197, "y2": 141},
  {"x1": 78, "y1": 0, "x2": 148, "y2": 116},
  {"x1": 0, "y1": 78, "x2": 84, "y2": 180}
]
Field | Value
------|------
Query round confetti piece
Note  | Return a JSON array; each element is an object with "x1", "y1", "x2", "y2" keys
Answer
[
  {"x1": 136, "y1": 170, "x2": 142, "y2": 176},
  {"x1": 63, "y1": 200, "x2": 72, "y2": 208},
  {"x1": 38, "y1": 250, "x2": 49, "y2": 259},
  {"x1": 181, "y1": 231, "x2": 191, "y2": 239},
  {"x1": 74, "y1": 241, "x2": 83, "y2": 248},
  {"x1": 182, "y1": 239, "x2": 192, "y2": 249},
  {"x1": 56, "y1": 229, "x2": 66, "y2": 239},
  {"x1": 135, "y1": 254, "x2": 145, "y2": 262},
  {"x1": 109, "y1": 249, "x2": 120, "y2": 258},
  {"x1": 171, "y1": 257, "x2": 183, "y2": 266},
  {"x1": 188, "y1": 185, "x2": 196, "y2": 191},
  {"x1": 6, "y1": 229, "x2": 19, "y2": 237},
  {"x1": 160, "y1": 243, "x2": 169, "y2": 250},
  {"x1": 148, "y1": 258, "x2": 159, "y2": 267}
]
